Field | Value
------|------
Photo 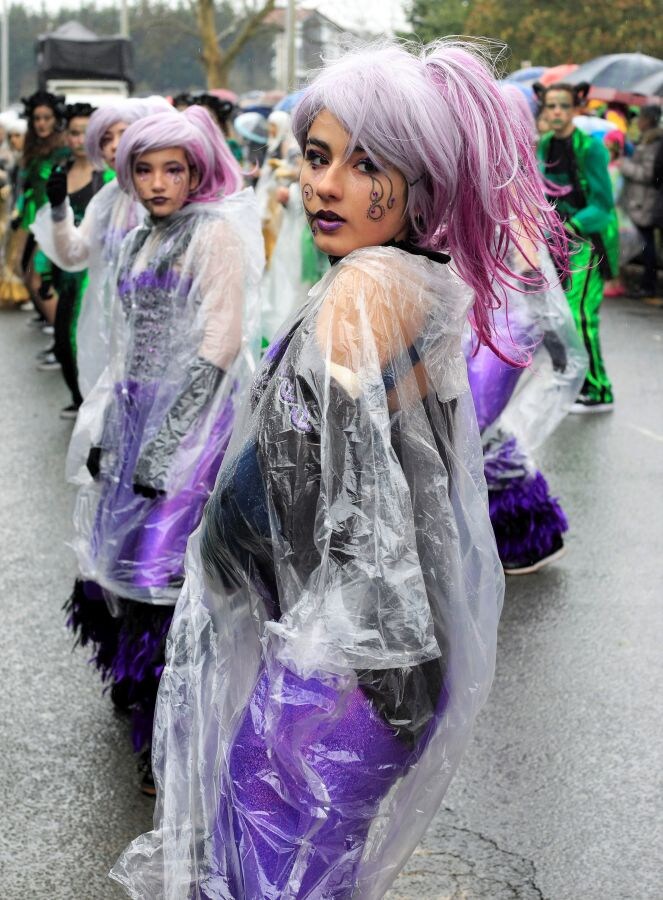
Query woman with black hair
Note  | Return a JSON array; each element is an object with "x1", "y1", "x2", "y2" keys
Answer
[
  {"x1": 37, "y1": 103, "x2": 114, "y2": 416},
  {"x1": 12, "y1": 91, "x2": 70, "y2": 323}
]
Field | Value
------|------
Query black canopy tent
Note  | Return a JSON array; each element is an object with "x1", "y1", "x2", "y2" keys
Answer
[{"x1": 36, "y1": 21, "x2": 134, "y2": 91}]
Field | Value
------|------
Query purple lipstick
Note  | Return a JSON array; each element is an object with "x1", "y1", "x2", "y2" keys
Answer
[{"x1": 313, "y1": 209, "x2": 345, "y2": 233}]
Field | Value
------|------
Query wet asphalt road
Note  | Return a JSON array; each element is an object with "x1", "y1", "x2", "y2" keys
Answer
[{"x1": 1, "y1": 296, "x2": 662, "y2": 899}]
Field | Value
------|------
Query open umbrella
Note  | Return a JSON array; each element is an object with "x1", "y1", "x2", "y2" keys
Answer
[
  {"x1": 629, "y1": 69, "x2": 663, "y2": 99},
  {"x1": 208, "y1": 88, "x2": 238, "y2": 105},
  {"x1": 274, "y1": 90, "x2": 305, "y2": 114},
  {"x1": 566, "y1": 53, "x2": 663, "y2": 91},
  {"x1": 504, "y1": 66, "x2": 546, "y2": 86},
  {"x1": 539, "y1": 64, "x2": 578, "y2": 86}
]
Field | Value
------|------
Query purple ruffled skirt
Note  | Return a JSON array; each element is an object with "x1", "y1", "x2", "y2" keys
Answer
[{"x1": 67, "y1": 379, "x2": 234, "y2": 750}]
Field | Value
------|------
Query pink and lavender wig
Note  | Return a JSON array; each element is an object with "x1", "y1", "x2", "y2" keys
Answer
[
  {"x1": 115, "y1": 105, "x2": 242, "y2": 203},
  {"x1": 85, "y1": 96, "x2": 172, "y2": 170},
  {"x1": 500, "y1": 83, "x2": 538, "y2": 144},
  {"x1": 292, "y1": 40, "x2": 569, "y2": 349}
]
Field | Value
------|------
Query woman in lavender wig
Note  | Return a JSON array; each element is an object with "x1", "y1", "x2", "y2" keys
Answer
[
  {"x1": 65, "y1": 105, "x2": 263, "y2": 791},
  {"x1": 31, "y1": 96, "x2": 171, "y2": 396},
  {"x1": 113, "y1": 40, "x2": 567, "y2": 895}
]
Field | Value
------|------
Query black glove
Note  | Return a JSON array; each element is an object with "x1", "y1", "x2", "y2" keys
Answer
[
  {"x1": 86, "y1": 446, "x2": 102, "y2": 478},
  {"x1": 46, "y1": 166, "x2": 68, "y2": 208},
  {"x1": 542, "y1": 330, "x2": 567, "y2": 373},
  {"x1": 132, "y1": 482, "x2": 164, "y2": 500}
]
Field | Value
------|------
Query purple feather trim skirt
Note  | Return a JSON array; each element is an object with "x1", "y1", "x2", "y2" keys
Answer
[
  {"x1": 64, "y1": 580, "x2": 172, "y2": 751},
  {"x1": 488, "y1": 472, "x2": 568, "y2": 567}
]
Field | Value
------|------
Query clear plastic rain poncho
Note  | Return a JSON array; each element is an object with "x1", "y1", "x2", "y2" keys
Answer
[
  {"x1": 466, "y1": 242, "x2": 588, "y2": 453},
  {"x1": 111, "y1": 245, "x2": 503, "y2": 898},
  {"x1": 67, "y1": 189, "x2": 263, "y2": 606},
  {"x1": 31, "y1": 178, "x2": 144, "y2": 396}
]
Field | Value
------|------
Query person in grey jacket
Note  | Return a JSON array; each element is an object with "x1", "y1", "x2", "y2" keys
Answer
[{"x1": 621, "y1": 105, "x2": 663, "y2": 297}]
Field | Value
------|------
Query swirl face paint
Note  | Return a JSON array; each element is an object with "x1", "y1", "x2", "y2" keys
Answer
[
  {"x1": 367, "y1": 173, "x2": 396, "y2": 221},
  {"x1": 300, "y1": 109, "x2": 409, "y2": 258},
  {"x1": 132, "y1": 147, "x2": 199, "y2": 218},
  {"x1": 301, "y1": 183, "x2": 318, "y2": 234}
]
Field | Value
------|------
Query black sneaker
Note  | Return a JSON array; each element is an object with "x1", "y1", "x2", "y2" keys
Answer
[
  {"x1": 570, "y1": 395, "x2": 614, "y2": 414},
  {"x1": 503, "y1": 537, "x2": 566, "y2": 576}
]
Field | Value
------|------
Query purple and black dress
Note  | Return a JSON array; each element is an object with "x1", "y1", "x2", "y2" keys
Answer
[
  {"x1": 66, "y1": 190, "x2": 263, "y2": 752},
  {"x1": 465, "y1": 244, "x2": 588, "y2": 571},
  {"x1": 112, "y1": 245, "x2": 503, "y2": 898}
]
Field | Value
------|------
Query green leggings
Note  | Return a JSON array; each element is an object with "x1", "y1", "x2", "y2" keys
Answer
[{"x1": 565, "y1": 241, "x2": 613, "y2": 403}]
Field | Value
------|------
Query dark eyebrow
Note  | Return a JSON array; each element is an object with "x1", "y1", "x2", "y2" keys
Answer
[
  {"x1": 306, "y1": 136, "x2": 331, "y2": 153},
  {"x1": 306, "y1": 136, "x2": 366, "y2": 157}
]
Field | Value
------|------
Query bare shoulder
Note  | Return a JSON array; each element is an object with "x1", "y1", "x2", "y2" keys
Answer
[{"x1": 316, "y1": 249, "x2": 428, "y2": 367}]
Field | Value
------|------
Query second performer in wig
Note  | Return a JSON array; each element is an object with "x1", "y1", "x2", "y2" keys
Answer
[{"x1": 65, "y1": 106, "x2": 264, "y2": 789}]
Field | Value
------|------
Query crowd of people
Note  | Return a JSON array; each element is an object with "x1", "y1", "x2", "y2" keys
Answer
[{"x1": 0, "y1": 38, "x2": 661, "y2": 899}]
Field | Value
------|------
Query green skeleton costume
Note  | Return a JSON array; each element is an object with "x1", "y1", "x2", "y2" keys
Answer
[{"x1": 538, "y1": 127, "x2": 618, "y2": 404}]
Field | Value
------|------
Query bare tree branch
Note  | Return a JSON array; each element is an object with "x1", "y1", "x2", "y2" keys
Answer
[
  {"x1": 194, "y1": 0, "x2": 276, "y2": 86},
  {"x1": 215, "y1": 23, "x2": 237, "y2": 43},
  {"x1": 221, "y1": 0, "x2": 276, "y2": 71},
  {"x1": 137, "y1": 15, "x2": 199, "y2": 39}
]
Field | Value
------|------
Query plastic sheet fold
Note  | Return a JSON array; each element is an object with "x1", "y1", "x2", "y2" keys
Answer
[
  {"x1": 465, "y1": 242, "x2": 588, "y2": 453},
  {"x1": 68, "y1": 189, "x2": 263, "y2": 605},
  {"x1": 112, "y1": 246, "x2": 503, "y2": 898}
]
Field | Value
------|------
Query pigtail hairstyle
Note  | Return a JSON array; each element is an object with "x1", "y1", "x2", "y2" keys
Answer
[
  {"x1": 115, "y1": 105, "x2": 243, "y2": 203},
  {"x1": 532, "y1": 81, "x2": 546, "y2": 106},
  {"x1": 64, "y1": 103, "x2": 97, "y2": 123},
  {"x1": 292, "y1": 40, "x2": 568, "y2": 351},
  {"x1": 534, "y1": 80, "x2": 591, "y2": 112}
]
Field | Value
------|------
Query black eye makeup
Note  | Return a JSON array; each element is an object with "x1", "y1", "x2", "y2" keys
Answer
[
  {"x1": 305, "y1": 148, "x2": 328, "y2": 166},
  {"x1": 356, "y1": 158, "x2": 379, "y2": 174}
]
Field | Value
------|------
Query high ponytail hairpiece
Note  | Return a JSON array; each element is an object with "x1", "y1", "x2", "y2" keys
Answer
[
  {"x1": 292, "y1": 40, "x2": 569, "y2": 351},
  {"x1": 85, "y1": 96, "x2": 172, "y2": 170}
]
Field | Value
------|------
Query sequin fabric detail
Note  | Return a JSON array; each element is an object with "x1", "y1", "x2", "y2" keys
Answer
[
  {"x1": 278, "y1": 376, "x2": 313, "y2": 434},
  {"x1": 117, "y1": 222, "x2": 194, "y2": 382}
]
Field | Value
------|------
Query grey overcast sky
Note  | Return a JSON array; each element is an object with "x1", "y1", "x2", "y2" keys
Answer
[{"x1": 19, "y1": 0, "x2": 410, "y2": 35}]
